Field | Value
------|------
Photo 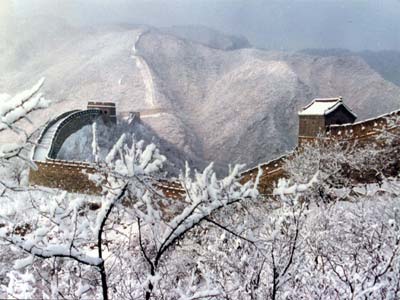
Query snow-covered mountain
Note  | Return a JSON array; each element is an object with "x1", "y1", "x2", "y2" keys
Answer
[
  {"x1": 301, "y1": 48, "x2": 400, "y2": 87},
  {"x1": 1, "y1": 20, "x2": 400, "y2": 173},
  {"x1": 159, "y1": 25, "x2": 251, "y2": 51}
]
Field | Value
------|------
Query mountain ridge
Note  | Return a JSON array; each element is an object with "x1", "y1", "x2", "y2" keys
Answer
[{"x1": 1, "y1": 21, "x2": 400, "y2": 173}]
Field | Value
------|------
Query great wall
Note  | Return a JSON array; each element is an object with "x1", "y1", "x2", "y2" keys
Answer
[{"x1": 29, "y1": 98, "x2": 400, "y2": 198}]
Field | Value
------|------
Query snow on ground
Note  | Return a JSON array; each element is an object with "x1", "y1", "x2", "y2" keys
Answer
[
  {"x1": 131, "y1": 31, "x2": 156, "y2": 108},
  {"x1": 140, "y1": 112, "x2": 168, "y2": 119}
]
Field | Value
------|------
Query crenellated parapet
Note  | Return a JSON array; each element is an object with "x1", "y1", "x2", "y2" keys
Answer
[
  {"x1": 327, "y1": 109, "x2": 400, "y2": 141},
  {"x1": 240, "y1": 154, "x2": 289, "y2": 195},
  {"x1": 29, "y1": 102, "x2": 187, "y2": 197},
  {"x1": 32, "y1": 110, "x2": 80, "y2": 161},
  {"x1": 48, "y1": 109, "x2": 102, "y2": 158},
  {"x1": 29, "y1": 100, "x2": 400, "y2": 199},
  {"x1": 87, "y1": 102, "x2": 117, "y2": 124},
  {"x1": 242, "y1": 106, "x2": 400, "y2": 195}
]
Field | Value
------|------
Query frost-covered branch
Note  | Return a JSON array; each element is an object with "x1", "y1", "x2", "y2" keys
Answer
[
  {"x1": 130, "y1": 162, "x2": 261, "y2": 299},
  {"x1": 2, "y1": 235, "x2": 102, "y2": 266},
  {"x1": 0, "y1": 79, "x2": 50, "y2": 167},
  {"x1": 0, "y1": 78, "x2": 49, "y2": 133}
]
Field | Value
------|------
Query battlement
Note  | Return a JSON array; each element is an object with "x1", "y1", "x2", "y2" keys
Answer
[
  {"x1": 298, "y1": 97, "x2": 357, "y2": 141},
  {"x1": 28, "y1": 99, "x2": 400, "y2": 199},
  {"x1": 87, "y1": 101, "x2": 117, "y2": 124}
]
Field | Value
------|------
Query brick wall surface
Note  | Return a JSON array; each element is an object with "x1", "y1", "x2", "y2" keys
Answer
[
  {"x1": 298, "y1": 115, "x2": 325, "y2": 138},
  {"x1": 240, "y1": 155, "x2": 289, "y2": 195},
  {"x1": 29, "y1": 161, "x2": 101, "y2": 194}
]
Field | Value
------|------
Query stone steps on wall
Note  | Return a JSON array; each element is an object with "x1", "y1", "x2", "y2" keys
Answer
[{"x1": 33, "y1": 117, "x2": 70, "y2": 161}]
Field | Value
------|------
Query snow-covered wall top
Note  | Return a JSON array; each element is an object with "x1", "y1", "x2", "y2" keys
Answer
[
  {"x1": 32, "y1": 109, "x2": 103, "y2": 161},
  {"x1": 32, "y1": 110, "x2": 80, "y2": 161}
]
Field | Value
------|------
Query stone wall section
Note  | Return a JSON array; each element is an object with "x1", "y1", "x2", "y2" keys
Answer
[
  {"x1": 243, "y1": 109, "x2": 400, "y2": 195},
  {"x1": 29, "y1": 160, "x2": 187, "y2": 198},
  {"x1": 29, "y1": 109, "x2": 400, "y2": 198},
  {"x1": 328, "y1": 110, "x2": 400, "y2": 140},
  {"x1": 87, "y1": 102, "x2": 117, "y2": 124},
  {"x1": 29, "y1": 160, "x2": 101, "y2": 194},
  {"x1": 35, "y1": 110, "x2": 80, "y2": 147},
  {"x1": 298, "y1": 115, "x2": 326, "y2": 138},
  {"x1": 240, "y1": 154, "x2": 288, "y2": 195},
  {"x1": 48, "y1": 110, "x2": 102, "y2": 158}
]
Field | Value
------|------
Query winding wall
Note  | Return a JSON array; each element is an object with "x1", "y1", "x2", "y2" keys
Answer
[
  {"x1": 32, "y1": 110, "x2": 79, "y2": 161},
  {"x1": 30, "y1": 108, "x2": 104, "y2": 194},
  {"x1": 29, "y1": 108, "x2": 400, "y2": 198},
  {"x1": 48, "y1": 109, "x2": 102, "y2": 158},
  {"x1": 241, "y1": 109, "x2": 400, "y2": 194}
]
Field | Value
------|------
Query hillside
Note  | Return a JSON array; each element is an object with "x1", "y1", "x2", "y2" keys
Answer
[
  {"x1": 160, "y1": 25, "x2": 251, "y2": 50},
  {"x1": 1, "y1": 21, "x2": 400, "y2": 173},
  {"x1": 301, "y1": 48, "x2": 400, "y2": 87}
]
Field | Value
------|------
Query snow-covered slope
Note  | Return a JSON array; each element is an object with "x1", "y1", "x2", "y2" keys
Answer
[
  {"x1": 136, "y1": 31, "x2": 400, "y2": 169},
  {"x1": 300, "y1": 48, "x2": 400, "y2": 88},
  {"x1": 160, "y1": 25, "x2": 251, "y2": 50},
  {"x1": 1, "y1": 22, "x2": 400, "y2": 173}
]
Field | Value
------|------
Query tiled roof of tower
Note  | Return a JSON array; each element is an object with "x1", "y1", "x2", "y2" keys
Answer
[{"x1": 298, "y1": 97, "x2": 357, "y2": 118}]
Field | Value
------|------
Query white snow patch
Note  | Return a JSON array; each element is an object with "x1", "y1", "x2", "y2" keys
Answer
[
  {"x1": 131, "y1": 31, "x2": 156, "y2": 108},
  {"x1": 140, "y1": 112, "x2": 167, "y2": 118}
]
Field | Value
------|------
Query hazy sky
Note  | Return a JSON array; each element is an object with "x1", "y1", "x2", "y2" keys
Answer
[{"x1": 7, "y1": 0, "x2": 400, "y2": 51}]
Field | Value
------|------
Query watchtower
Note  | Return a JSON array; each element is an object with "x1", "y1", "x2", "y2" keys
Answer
[
  {"x1": 87, "y1": 102, "x2": 117, "y2": 124},
  {"x1": 298, "y1": 97, "x2": 357, "y2": 142}
]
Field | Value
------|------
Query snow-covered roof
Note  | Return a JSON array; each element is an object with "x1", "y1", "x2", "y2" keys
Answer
[{"x1": 298, "y1": 97, "x2": 357, "y2": 118}]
